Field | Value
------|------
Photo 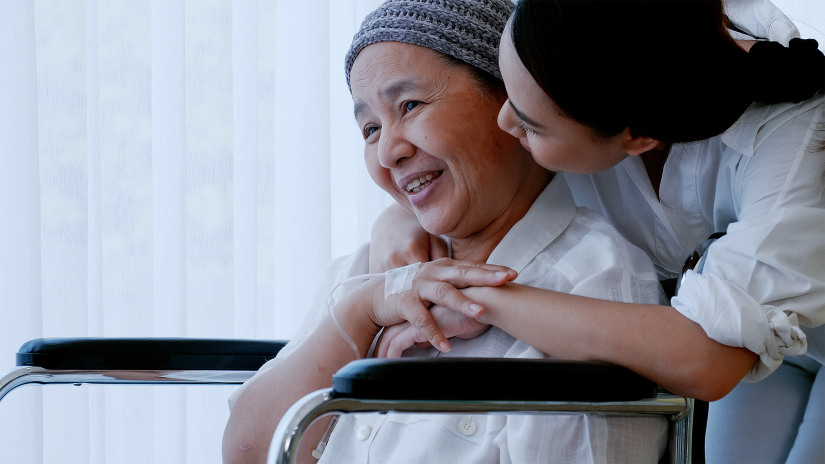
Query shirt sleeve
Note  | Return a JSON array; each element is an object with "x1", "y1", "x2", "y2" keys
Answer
[
  {"x1": 724, "y1": 0, "x2": 800, "y2": 44},
  {"x1": 672, "y1": 99, "x2": 825, "y2": 381},
  {"x1": 227, "y1": 242, "x2": 372, "y2": 410}
]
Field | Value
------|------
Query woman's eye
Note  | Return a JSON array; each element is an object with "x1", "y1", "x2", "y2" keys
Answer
[
  {"x1": 518, "y1": 119, "x2": 537, "y2": 137},
  {"x1": 405, "y1": 101, "x2": 420, "y2": 112},
  {"x1": 364, "y1": 126, "x2": 379, "y2": 138}
]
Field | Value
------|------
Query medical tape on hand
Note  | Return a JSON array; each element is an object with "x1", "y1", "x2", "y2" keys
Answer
[
  {"x1": 384, "y1": 262, "x2": 421, "y2": 299},
  {"x1": 327, "y1": 273, "x2": 383, "y2": 360}
]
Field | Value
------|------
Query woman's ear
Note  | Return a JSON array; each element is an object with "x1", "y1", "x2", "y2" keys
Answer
[{"x1": 621, "y1": 127, "x2": 661, "y2": 156}]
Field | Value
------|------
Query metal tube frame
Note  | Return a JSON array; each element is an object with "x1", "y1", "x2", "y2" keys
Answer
[
  {"x1": 0, "y1": 366, "x2": 254, "y2": 403},
  {"x1": 2, "y1": 368, "x2": 693, "y2": 463},
  {"x1": 268, "y1": 388, "x2": 693, "y2": 464}
]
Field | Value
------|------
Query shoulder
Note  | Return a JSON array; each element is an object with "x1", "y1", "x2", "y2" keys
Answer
[
  {"x1": 562, "y1": 207, "x2": 643, "y2": 255},
  {"x1": 725, "y1": 0, "x2": 799, "y2": 45},
  {"x1": 318, "y1": 242, "x2": 371, "y2": 289},
  {"x1": 522, "y1": 206, "x2": 660, "y2": 303},
  {"x1": 565, "y1": 208, "x2": 655, "y2": 269},
  {"x1": 722, "y1": 93, "x2": 824, "y2": 158}
]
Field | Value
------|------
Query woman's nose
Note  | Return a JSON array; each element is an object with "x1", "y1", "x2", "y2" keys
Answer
[
  {"x1": 497, "y1": 99, "x2": 522, "y2": 138},
  {"x1": 377, "y1": 125, "x2": 415, "y2": 168}
]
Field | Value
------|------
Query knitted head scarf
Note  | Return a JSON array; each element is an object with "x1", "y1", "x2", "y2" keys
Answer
[{"x1": 345, "y1": 0, "x2": 515, "y2": 90}]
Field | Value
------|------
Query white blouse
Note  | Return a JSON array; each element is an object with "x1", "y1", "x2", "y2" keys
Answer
[
  {"x1": 564, "y1": 90, "x2": 825, "y2": 380},
  {"x1": 230, "y1": 176, "x2": 667, "y2": 464}
]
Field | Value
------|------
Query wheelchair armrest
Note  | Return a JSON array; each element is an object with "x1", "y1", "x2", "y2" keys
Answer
[
  {"x1": 269, "y1": 359, "x2": 672, "y2": 463},
  {"x1": 332, "y1": 358, "x2": 658, "y2": 402},
  {"x1": 16, "y1": 338, "x2": 287, "y2": 371}
]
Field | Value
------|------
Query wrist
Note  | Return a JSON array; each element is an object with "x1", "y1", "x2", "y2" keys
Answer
[
  {"x1": 462, "y1": 285, "x2": 496, "y2": 326},
  {"x1": 336, "y1": 278, "x2": 384, "y2": 343}
]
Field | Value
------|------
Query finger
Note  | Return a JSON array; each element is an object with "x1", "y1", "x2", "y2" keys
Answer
[
  {"x1": 434, "y1": 258, "x2": 517, "y2": 275},
  {"x1": 387, "y1": 327, "x2": 417, "y2": 358},
  {"x1": 406, "y1": 304, "x2": 450, "y2": 353},
  {"x1": 414, "y1": 341, "x2": 433, "y2": 349},
  {"x1": 422, "y1": 281, "x2": 486, "y2": 318},
  {"x1": 429, "y1": 234, "x2": 449, "y2": 261},
  {"x1": 427, "y1": 259, "x2": 518, "y2": 287},
  {"x1": 376, "y1": 323, "x2": 409, "y2": 358}
]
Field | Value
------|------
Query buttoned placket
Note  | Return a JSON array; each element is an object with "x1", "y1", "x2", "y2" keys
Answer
[
  {"x1": 621, "y1": 156, "x2": 687, "y2": 277},
  {"x1": 354, "y1": 413, "x2": 386, "y2": 459}
]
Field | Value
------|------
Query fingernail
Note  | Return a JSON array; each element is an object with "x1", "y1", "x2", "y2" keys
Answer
[
  {"x1": 439, "y1": 341, "x2": 450, "y2": 352},
  {"x1": 495, "y1": 271, "x2": 509, "y2": 278},
  {"x1": 470, "y1": 303, "x2": 483, "y2": 315}
]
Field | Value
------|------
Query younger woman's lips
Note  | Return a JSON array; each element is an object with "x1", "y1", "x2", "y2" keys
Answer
[{"x1": 519, "y1": 138, "x2": 532, "y2": 153}]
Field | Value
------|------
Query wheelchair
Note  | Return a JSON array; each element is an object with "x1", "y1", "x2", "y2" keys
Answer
[
  {"x1": 1, "y1": 236, "x2": 724, "y2": 463},
  {"x1": 1, "y1": 338, "x2": 693, "y2": 464}
]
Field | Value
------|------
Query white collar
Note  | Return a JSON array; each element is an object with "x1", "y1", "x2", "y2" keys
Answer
[
  {"x1": 720, "y1": 102, "x2": 772, "y2": 158},
  {"x1": 486, "y1": 174, "x2": 577, "y2": 274}
]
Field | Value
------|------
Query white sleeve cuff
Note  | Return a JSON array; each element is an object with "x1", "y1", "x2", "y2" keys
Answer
[{"x1": 672, "y1": 270, "x2": 808, "y2": 381}]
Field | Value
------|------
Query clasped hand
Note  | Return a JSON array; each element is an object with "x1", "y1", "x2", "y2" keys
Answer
[{"x1": 362, "y1": 258, "x2": 515, "y2": 355}]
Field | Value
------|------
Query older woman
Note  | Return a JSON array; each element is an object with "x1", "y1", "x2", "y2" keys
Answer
[{"x1": 222, "y1": 1, "x2": 664, "y2": 463}]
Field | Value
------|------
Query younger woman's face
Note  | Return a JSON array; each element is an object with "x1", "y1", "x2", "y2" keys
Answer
[{"x1": 496, "y1": 24, "x2": 629, "y2": 174}]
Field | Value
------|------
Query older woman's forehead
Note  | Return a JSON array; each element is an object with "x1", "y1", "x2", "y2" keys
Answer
[
  {"x1": 350, "y1": 43, "x2": 450, "y2": 104},
  {"x1": 352, "y1": 42, "x2": 444, "y2": 81}
]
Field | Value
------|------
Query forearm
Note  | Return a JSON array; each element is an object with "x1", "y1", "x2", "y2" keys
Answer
[
  {"x1": 223, "y1": 294, "x2": 379, "y2": 463},
  {"x1": 472, "y1": 283, "x2": 757, "y2": 401}
]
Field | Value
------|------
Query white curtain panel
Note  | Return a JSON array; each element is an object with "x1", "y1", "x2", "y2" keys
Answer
[{"x1": 0, "y1": 0, "x2": 388, "y2": 463}]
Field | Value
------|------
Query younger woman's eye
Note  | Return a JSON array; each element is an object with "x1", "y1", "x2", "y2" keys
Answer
[
  {"x1": 405, "y1": 101, "x2": 420, "y2": 112},
  {"x1": 518, "y1": 118, "x2": 537, "y2": 136}
]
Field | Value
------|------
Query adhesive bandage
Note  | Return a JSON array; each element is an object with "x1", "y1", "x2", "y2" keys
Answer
[
  {"x1": 384, "y1": 262, "x2": 421, "y2": 298},
  {"x1": 325, "y1": 263, "x2": 422, "y2": 360}
]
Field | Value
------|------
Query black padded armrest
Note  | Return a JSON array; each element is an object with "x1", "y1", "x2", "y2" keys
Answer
[
  {"x1": 333, "y1": 358, "x2": 657, "y2": 402},
  {"x1": 17, "y1": 338, "x2": 287, "y2": 371}
]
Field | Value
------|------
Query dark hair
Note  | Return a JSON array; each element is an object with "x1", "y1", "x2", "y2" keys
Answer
[{"x1": 510, "y1": 0, "x2": 824, "y2": 143}]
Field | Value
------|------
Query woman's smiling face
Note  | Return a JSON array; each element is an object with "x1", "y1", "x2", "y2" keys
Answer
[{"x1": 350, "y1": 42, "x2": 544, "y2": 239}]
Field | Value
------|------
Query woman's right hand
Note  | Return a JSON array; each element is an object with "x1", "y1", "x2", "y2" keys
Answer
[
  {"x1": 369, "y1": 203, "x2": 448, "y2": 273},
  {"x1": 359, "y1": 258, "x2": 517, "y2": 353},
  {"x1": 376, "y1": 304, "x2": 492, "y2": 358}
]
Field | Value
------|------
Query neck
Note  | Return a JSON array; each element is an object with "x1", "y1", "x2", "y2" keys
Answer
[
  {"x1": 640, "y1": 140, "x2": 671, "y2": 197},
  {"x1": 450, "y1": 168, "x2": 552, "y2": 262}
]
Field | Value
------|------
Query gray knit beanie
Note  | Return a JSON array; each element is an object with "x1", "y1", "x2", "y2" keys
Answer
[{"x1": 345, "y1": 0, "x2": 515, "y2": 89}]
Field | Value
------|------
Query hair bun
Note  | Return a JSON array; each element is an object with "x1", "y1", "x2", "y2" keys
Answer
[{"x1": 749, "y1": 38, "x2": 825, "y2": 104}]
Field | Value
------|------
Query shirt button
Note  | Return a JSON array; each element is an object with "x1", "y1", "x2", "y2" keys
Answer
[
  {"x1": 356, "y1": 424, "x2": 372, "y2": 441},
  {"x1": 457, "y1": 418, "x2": 477, "y2": 436}
]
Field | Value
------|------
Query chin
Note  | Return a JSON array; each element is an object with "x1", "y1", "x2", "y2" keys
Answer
[{"x1": 416, "y1": 213, "x2": 454, "y2": 239}]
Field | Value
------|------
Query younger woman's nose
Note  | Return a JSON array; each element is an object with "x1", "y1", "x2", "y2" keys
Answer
[{"x1": 497, "y1": 99, "x2": 523, "y2": 138}]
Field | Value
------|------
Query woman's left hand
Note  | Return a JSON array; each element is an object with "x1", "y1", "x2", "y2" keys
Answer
[
  {"x1": 376, "y1": 304, "x2": 491, "y2": 358},
  {"x1": 364, "y1": 258, "x2": 516, "y2": 353}
]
